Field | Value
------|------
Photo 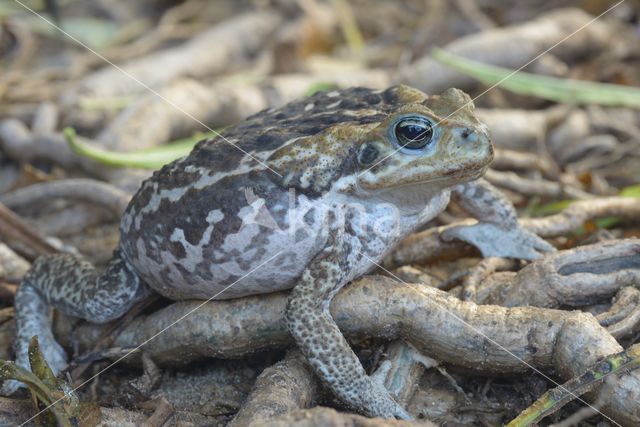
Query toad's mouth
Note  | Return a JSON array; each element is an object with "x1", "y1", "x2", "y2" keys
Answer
[
  {"x1": 409, "y1": 164, "x2": 488, "y2": 187},
  {"x1": 441, "y1": 162, "x2": 489, "y2": 182},
  {"x1": 357, "y1": 161, "x2": 489, "y2": 192}
]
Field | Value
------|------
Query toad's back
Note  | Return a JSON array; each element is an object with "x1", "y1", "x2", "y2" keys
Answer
[{"x1": 118, "y1": 87, "x2": 410, "y2": 300}]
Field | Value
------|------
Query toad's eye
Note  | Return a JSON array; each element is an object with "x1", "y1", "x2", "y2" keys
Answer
[{"x1": 393, "y1": 117, "x2": 433, "y2": 150}]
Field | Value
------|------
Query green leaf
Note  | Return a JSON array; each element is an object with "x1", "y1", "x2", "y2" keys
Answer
[
  {"x1": 529, "y1": 199, "x2": 573, "y2": 217},
  {"x1": 526, "y1": 184, "x2": 640, "y2": 233},
  {"x1": 0, "y1": 337, "x2": 78, "y2": 426},
  {"x1": 432, "y1": 48, "x2": 640, "y2": 108},
  {"x1": 529, "y1": 184, "x2": 640, "y2": 218},
  {"x1": 620, "y1": 184, "x2": 640, "y2": 197},
  {"x1": 304, "y1": 82, "x2": 339, "y2": 97},
  {"x1": 65, "y1": 127, "x2": 216, "y2": 169},
  {"x1": 78, "y1": 95, "x2": 136, "y2": 112}
]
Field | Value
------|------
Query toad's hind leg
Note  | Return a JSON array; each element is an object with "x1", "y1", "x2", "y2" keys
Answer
[
  {"x1": 3, "y1": 250, "x2": 151, "y2": 395},
  {"x1": 285, "y1": 237, "x2": 410, "y2": 419}
]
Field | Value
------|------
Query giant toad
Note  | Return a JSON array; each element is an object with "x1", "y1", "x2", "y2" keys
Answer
[{"x1": 8, "y1": 85, "x2": 554, "y2": 418}]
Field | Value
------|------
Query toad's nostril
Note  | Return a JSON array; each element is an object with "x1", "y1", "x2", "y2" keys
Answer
[{"x1": 461, "y1": 128, "x2": 473, "y2": 139}]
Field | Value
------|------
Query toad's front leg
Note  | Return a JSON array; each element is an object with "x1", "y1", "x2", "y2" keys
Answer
[
  {"x1": 285, "y1": 233, "x2": 410, "y2": 419},
  {"x1": 444, "y1": 178, "x2": 555, "y2": 260}
]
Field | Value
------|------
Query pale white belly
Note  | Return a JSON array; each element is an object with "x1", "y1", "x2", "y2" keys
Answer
[
  {"x1": 128, "y1": 208, "x2": 328, "y2": 300},
  {"x1": 126, "y1": 188, "x2": 451, "y2": 301}
]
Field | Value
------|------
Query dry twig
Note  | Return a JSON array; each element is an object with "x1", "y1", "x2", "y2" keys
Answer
[{"x1": 72, "y1": 276, "x2": 640, "y2": 425}]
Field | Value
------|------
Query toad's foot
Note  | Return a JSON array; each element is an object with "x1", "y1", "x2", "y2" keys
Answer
[
  {"x1": 2, "y1": 334, "x2": 68, "y2": 395},
  {"x1": 442, "y1": 222, "x2": 555, "y2": 260},
  {"x1": 2, "y1": 283, "x2": 69, "y2": 395},
  {"x1": 362, "y1": 376, "x2": 412, "y2": 419},
  {"x1": 368, "y1": 362, "x2": 412, "y2": 419}
]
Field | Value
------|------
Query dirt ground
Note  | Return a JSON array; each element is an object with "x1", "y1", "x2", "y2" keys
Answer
[{"x1": 1, "y1": 0, "x2": 640, "y2": 426}]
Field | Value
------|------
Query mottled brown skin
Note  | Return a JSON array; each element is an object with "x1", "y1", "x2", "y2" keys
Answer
[{"x1": 6, "y1": 85, "x2": 554, "y2": 418}]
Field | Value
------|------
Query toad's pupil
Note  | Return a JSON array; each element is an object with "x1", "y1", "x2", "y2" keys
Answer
[
  {"x1": 395, "y1": 119, "x2": 433, "y2": 149},
  {"x1": 403, "y1": 124, "x2": 424, "y2": 140}
]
